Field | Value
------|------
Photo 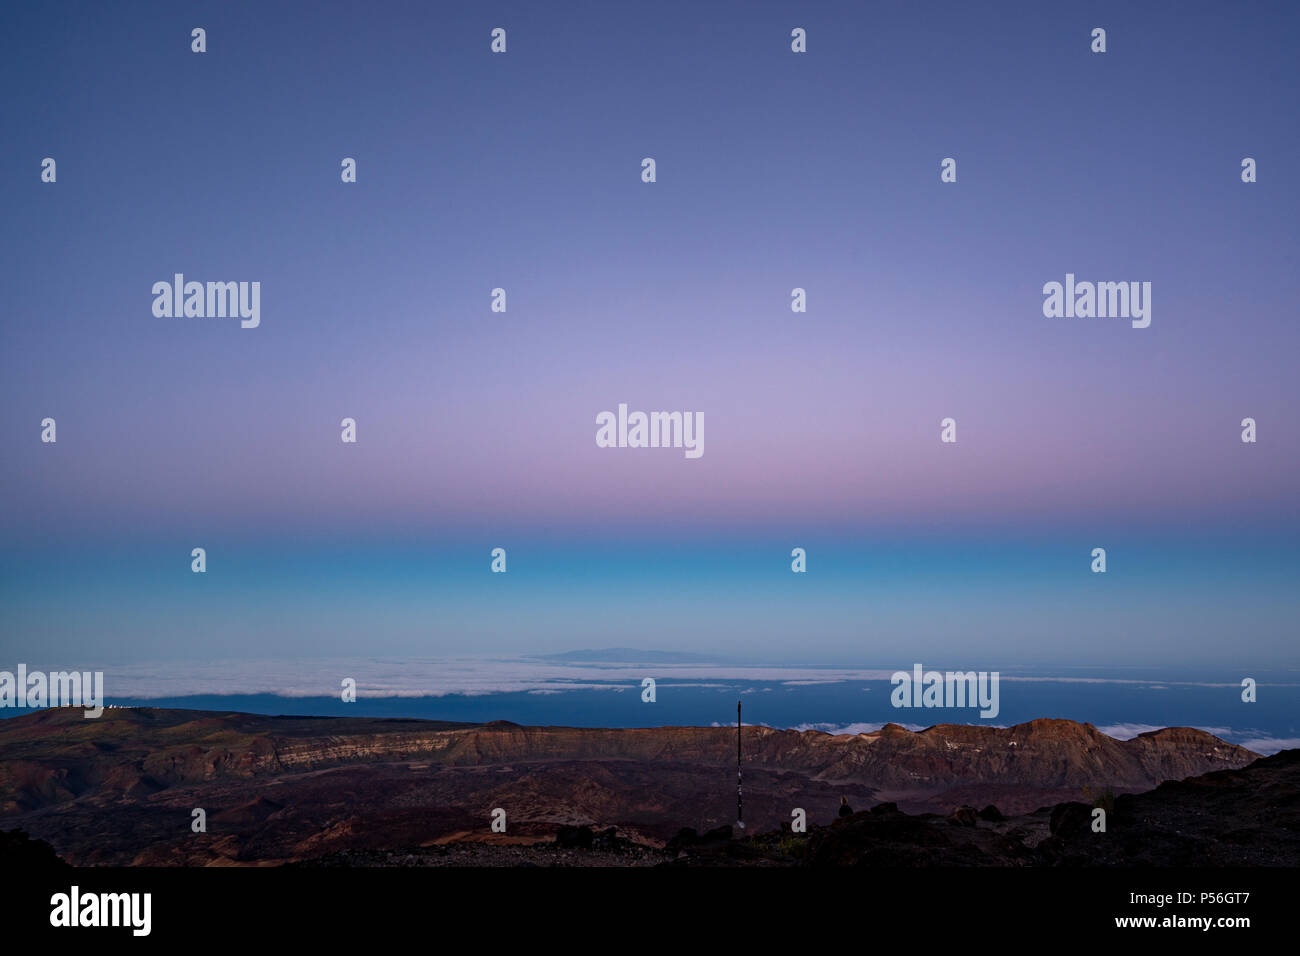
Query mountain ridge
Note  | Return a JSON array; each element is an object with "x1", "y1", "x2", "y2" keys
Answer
[{"x1": 0, "y1": 706, "x2": 1260, "y2": 865}]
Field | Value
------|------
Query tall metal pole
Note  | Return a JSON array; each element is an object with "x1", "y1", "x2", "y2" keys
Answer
[{"x1": 736, "y1": 700, "x2": 744, "y2": 831}]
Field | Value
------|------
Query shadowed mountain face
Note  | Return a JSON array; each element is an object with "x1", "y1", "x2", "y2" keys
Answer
[{"x1": 0, "y1": 707, "x2": 1259, "y2": 866}]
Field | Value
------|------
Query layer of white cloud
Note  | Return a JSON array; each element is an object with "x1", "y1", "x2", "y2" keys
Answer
[
  {"x1": 44, "y1": 658, "x2": 899, "y2": 699},
  {"x1": 1236, "y1": 736, "x2": 1300, "y2": 755}
]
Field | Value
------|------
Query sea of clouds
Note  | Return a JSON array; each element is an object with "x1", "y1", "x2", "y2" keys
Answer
[{"x1": 16, "y1": 655, "x2": 1295, "y2": 755}]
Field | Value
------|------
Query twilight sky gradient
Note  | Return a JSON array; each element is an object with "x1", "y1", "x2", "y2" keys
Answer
[{"x1": 2, "y1": 1, "x2": 1297, "y2": 669}]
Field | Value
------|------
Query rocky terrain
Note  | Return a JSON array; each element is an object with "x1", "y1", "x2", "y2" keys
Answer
[
  {"x1": 287, "y1": 748, "x2": 1300, "y2": 868},
  {"x1": 0, "y1": 706, "x2": 1264, "y2": 866},
  {"x1": 675, "y1": 745, "x2": 1300, "y2": 867}
]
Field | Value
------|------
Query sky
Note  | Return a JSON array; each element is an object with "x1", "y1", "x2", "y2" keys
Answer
[{"x1": 1, "y1": 1, "x2": 1297, "y2": 671}]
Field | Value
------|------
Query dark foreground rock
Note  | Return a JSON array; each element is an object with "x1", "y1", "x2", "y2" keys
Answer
[{"x1": 0, "y1": 829, "x2": 68, "y2": 869}]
